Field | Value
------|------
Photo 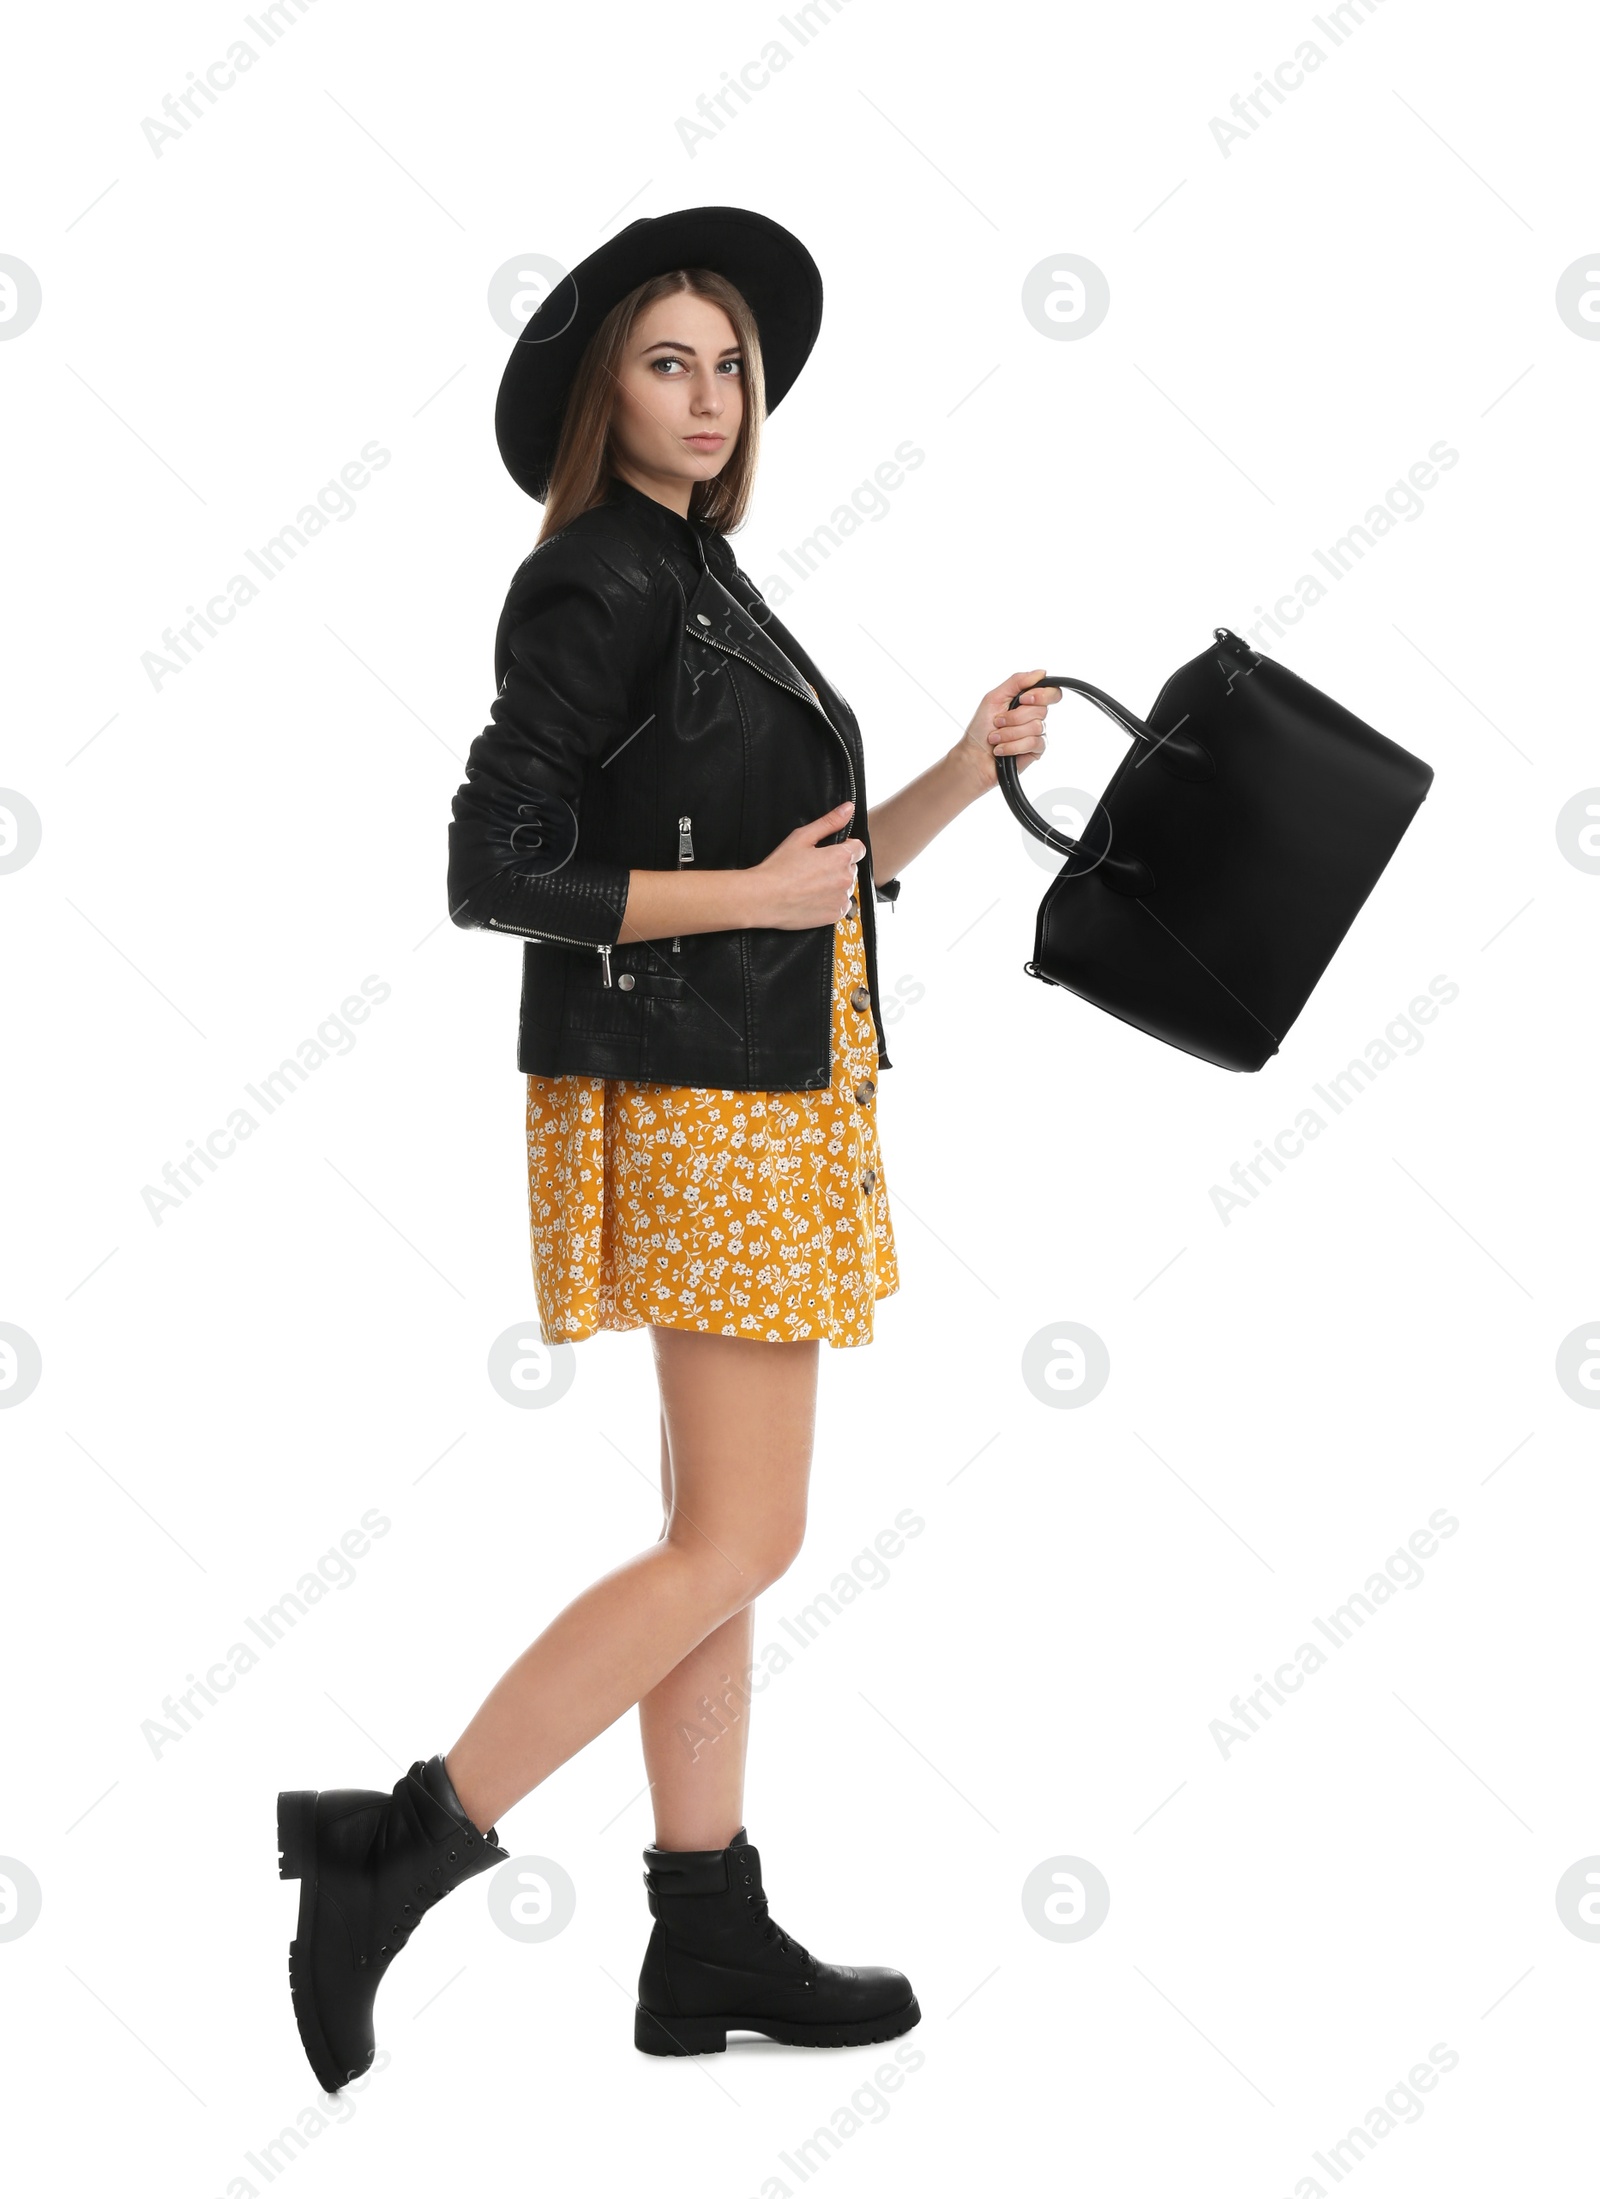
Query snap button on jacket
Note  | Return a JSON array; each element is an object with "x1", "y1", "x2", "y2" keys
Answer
[{"x1": 448, "y1": 479, "x2": 900, "y2": 1090}]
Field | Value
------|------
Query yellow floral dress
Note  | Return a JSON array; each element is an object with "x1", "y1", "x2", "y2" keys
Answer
[{"x1": 524, "y1": 888, "x2": 898, "y2": 1347}]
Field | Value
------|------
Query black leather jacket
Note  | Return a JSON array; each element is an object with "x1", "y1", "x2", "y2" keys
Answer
[{"x1": 448, "y1": 475, "x2": 901, "y2": 1089}]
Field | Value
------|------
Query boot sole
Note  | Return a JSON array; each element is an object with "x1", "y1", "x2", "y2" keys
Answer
[
  {"x1": 277, "y1": 1789, "x2": 368, "y2": 2095},
  {"x1": 634, "y1": 1995, "x2": 921, "y2": 2056}
]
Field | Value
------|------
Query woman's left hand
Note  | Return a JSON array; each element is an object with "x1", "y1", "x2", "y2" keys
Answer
[{"x1": 958, "y1": 668, "x2": 1062, "y2": 790}]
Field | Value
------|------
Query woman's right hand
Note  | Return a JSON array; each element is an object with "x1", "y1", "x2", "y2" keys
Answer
[{"x1": 742, "y1": 801, "x2": 865, "y2": 930}]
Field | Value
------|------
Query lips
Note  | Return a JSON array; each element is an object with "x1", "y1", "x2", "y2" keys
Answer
[{"x1": 684, "y1": 434, "x2": 724, "y2": 448}]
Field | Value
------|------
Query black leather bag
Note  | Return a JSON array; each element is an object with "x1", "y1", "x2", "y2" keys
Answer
[{"x1": 997, "y1": 629, "x2": 1435, "y2": 1072}]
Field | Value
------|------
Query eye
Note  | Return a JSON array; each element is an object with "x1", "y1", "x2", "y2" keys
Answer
[
  {"x1": 718, "y1": 358, "x2": 743, "y2": 376},
  {"x1": 650, "y1": 357, "x2": 685, "y2": 375}
]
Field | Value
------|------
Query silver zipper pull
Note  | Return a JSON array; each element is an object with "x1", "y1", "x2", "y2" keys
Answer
[
  {"x1": 599, "y1": 943, "x2": 613, "y2": 987},
  {"x1": 672, "y1": 814, "x2": 693, "y2": 954}
]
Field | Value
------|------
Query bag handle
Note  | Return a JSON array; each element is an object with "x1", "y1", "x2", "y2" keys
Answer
[{"x1": 995, "y1": 675, "x2": 1213, "y2": 868}]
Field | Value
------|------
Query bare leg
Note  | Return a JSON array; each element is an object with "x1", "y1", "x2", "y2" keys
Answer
[
  {"x1": 640, "y1": 1330, "x2": 817, "y2": 1848},
  {"x1": 445, "y1": 1327, "x2": 818, "y2": 1836},
  {"x1": 638, "y1": 1408, "x2": 762, "y2": 1852}
]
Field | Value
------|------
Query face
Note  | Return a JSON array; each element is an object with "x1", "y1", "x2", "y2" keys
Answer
[{"x1": 609, "y1": 291, "x2": 744, "y2": 513}]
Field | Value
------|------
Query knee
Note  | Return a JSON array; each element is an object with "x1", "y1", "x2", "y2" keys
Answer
[
  {"x1": 739, "y1": 1515, "x2": 808, "y2": 1599},
  {"x1": 670, "y1": 1513, "x2": 807, "y2": 1613}
]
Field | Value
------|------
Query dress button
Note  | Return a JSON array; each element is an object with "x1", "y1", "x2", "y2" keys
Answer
[
  {"x1": 853, "y1": 1079, "x2": 875, "y2": 1105},
  {"x1": 696, "y1": 612, "x2": 711, "y2": 625},
  {"x1": 617, "y1": 973, "x2": 636, "y2": 991},
  {"x1": 861, "y1": 1167, "x2": 876, "y2": 1193},
  {"x1": 850, "y1": 985, "x2": 870, "y2": 1012}
]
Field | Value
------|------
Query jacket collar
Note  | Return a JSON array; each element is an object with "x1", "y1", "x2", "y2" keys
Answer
[
  {"x1": 602, "y1": 476, "x2": 834, "y2": 722},
  {"x1": 604, "y1": 473, "x2": 735, "y2": 580}
]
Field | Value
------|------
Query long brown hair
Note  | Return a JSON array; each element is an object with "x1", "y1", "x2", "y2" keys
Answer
[{"x1": 535, "y1": 268, "x2": 765, "y2": 545}]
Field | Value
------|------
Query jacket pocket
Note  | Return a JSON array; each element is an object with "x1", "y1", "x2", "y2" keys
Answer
[{"x1": 559, "y1": 941, "x2": 688, "y2": 1015}]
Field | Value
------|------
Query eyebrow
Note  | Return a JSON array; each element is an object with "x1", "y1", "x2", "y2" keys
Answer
[{"x1": 639, "y1": 339, "x2": 742, "y2": 358}]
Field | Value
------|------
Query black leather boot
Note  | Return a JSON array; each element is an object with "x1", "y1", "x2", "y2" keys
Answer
[
  {"x1": 277, "y1": 1756, "x2": 507, "y2": 2092},
  {"x1": 635, "y1": 1825, "x2": 920, "y2": 2054}
]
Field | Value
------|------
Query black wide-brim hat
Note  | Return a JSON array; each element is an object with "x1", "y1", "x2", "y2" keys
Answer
[{"x1": 495, "y1": 205, "x2": 823, "y2": 502}]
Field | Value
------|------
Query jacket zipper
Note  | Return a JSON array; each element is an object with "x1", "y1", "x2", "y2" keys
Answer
[
  {"x1": 690, "y1": 631, "x2": 857, "y2": 809},
  {"x1": 671, "y1": 813, "x2": 693, "y2": 954},
  {"x1": 688, "y1": 627, "x2": 879, "y2": 1077},
  {"x1": 488, "y1": 914, "x2": 613, "y2": 985}
]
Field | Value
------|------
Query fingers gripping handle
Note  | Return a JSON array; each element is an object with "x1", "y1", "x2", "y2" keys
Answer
[{"x1": 995, "y1": 674, "x2": 1212, "y2": 888}]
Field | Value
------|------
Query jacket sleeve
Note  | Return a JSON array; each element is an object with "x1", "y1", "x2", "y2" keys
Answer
[{"x1": 447, "y1": 540, "x2": 650, "y2": 948}]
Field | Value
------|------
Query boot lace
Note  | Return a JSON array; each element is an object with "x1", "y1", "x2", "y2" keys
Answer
[
  {"x1": 734, "y1": 1857, "x2": 813, "y2": 1969},
  {"x1": 380, "y1": 1830, "x2": 484, "y2": 1954}
]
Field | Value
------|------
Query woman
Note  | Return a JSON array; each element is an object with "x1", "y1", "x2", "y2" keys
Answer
[{"x1": 277, "y1": 206, "x2": 1058, "y2": 2089}]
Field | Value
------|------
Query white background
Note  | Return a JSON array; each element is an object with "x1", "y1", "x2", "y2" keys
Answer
[{"x1": 3, "y1": 0, "x2": 1597, "y2": 2192}]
